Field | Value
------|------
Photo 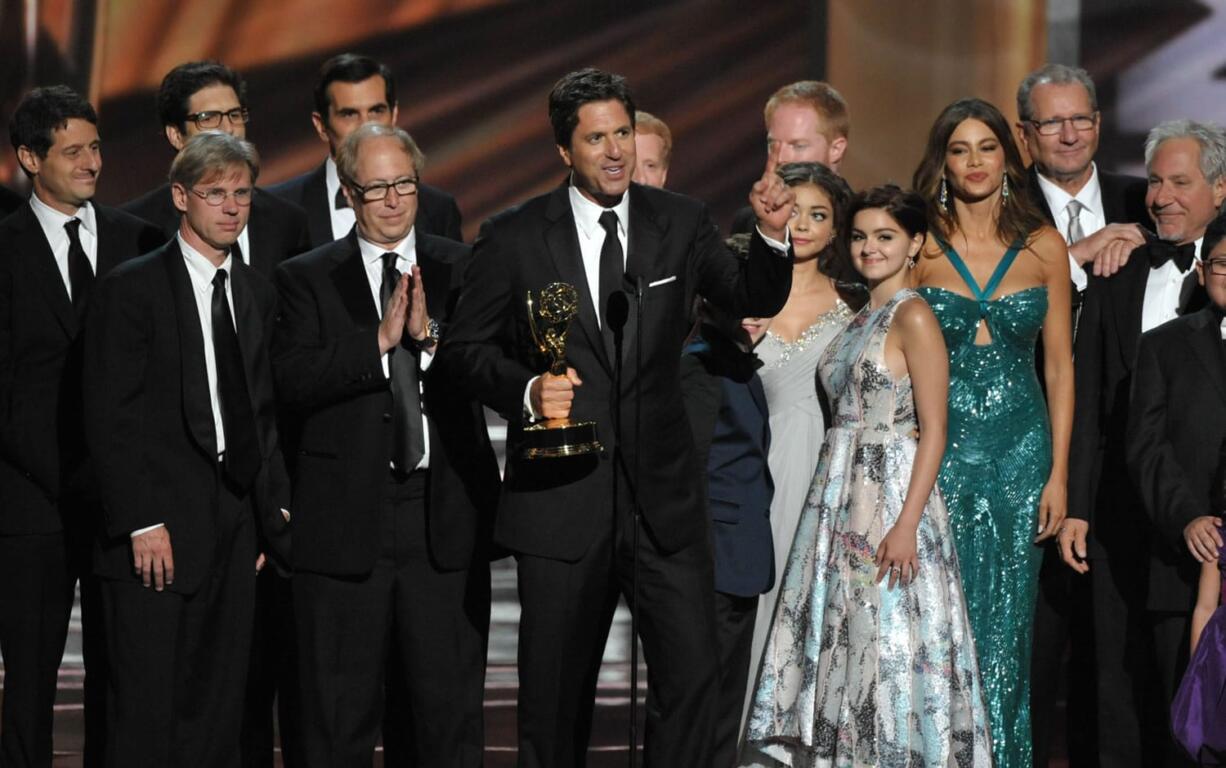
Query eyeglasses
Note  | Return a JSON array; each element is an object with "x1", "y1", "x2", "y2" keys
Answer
[
  {"x1": 186, "y1": 108, "x2": 250, "y2": 130},
  {"x1": 1025, "y1": 114, "x2": 1098, "y2": 136},
  {"x1": 347, "y1": 176, "x2": 419, "y2": 203},
  {"x1": 1207, "y1": 258, "x2": 1226, "y2": 276},
  {"x1": 188, "y1": 187, "x2": 254, "y2": 207}
]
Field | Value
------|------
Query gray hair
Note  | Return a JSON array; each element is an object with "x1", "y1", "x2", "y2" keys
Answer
[
  {"x1": 169, "y1": 131, "x2": 259, "y2": 188},
  {"x1": 169, "y1": 129, "x2": 259, "y2": 187},
  {"x1": 1016, "y1": 64, "x2": 1098, "y2": 121},
  {"x1": 336, "y1": 123, "x2": 425, "y2": 186},
  {"x1": 1144, "y1": 119, "x2": 1226, "y2": 184}
]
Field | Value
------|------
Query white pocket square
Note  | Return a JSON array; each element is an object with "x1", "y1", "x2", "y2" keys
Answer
[{"x1": 648, "y1": 275, "x2": 677, "y2": 288}]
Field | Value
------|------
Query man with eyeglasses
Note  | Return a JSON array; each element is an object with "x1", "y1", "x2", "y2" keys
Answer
[
  {"x1": 1071, "y1": 119, "x2": 1226, "y2": 768},
  {"x1": 271, "y1": 123, "x2": 496, "y2": 766},
  {"x1": 1014, "y1": 62, "x2": 1152, "y2": 767},
  {"x1": 122, "y1": 60, "x2": 310, "y2": 277},
  {"x1": 84, "y1": 131, "x2": 291, "y2": 767},
  {"x1": 0, "y1": 85, "x2": 161, "y2": 768},
  {"x1": 269, "y1": 53, "x2": 463, "y2": 248}
]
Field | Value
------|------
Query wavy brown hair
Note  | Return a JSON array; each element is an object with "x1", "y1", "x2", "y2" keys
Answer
[{"x1": 911, "y1": 97, "x2": 1046, "y2": 247}]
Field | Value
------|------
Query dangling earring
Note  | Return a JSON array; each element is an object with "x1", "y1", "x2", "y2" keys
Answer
[
  {"x1": 939, "y1": 177, "x2": 949, "y2": 212},
  {"x1": 1001, "y1": 174, "x2": 1011, "y2": 205}
]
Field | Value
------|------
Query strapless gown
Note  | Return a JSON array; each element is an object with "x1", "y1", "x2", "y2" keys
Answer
[{"x1": 917, "y1": 236, "x2": 1051, "y2": 768}]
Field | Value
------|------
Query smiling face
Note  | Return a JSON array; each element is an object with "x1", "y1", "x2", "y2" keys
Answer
[
  {"x1": 1199, "y1": 237, "x2": 1226, "y2": 312},
  {"x1": 849, "y1": 207, "x2": 924, "y2": 288},
  {"x1": 945, "y1": 118, "x2": 1006, "y2": 203},
  {"x1": 1018, "y1": 82, "x2": 1099, "y2": 186},
  {"x1": 19, "y1": 117, "x2": 101, "y2": 214},
  {"x1": 172, "y1": 163, "x2": 253, "y2": 256},
  {"x1": 1146, "y1": 137, "x2": 1226, "y2": 244},
  {"x1": 347, "y1": 135, "x2": 418, "y2": 246},
  {"x1": 558, "y1": 99, "x2": 635, "y2": 207},
  {"x1": 789, "y1": 182, "x2": 835, "y2": 262},
  {"x1": 313, "y1": 75, "x2": 398, "y2": 157},
  {"x1": 632, "y1": 131, "x2": 668, "y2": 188}
]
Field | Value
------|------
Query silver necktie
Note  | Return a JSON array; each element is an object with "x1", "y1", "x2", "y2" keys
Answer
[{"x1": 1066, "y1": 199, "x2": 1086, "y2": 244}]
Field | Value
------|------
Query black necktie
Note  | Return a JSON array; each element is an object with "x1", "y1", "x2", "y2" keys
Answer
[
  {"x1": 598, "y1": 210, "x2": 624, "y2": 358},
  {"x1": 335, "y1": 187, "x2": 350, "y2": 210},
  {"x1": 1149, "y1": 240, "x2": 1196, "y2": 272},
  {"x1": 64, "y1": 218, "x2": 94, "y2": 313},
  {"x1": 381, "y1": 252, "x2": 426, "y2": 472},
  {"x1": 211, "y1": 269, "x2": 261, "y2": 490}
]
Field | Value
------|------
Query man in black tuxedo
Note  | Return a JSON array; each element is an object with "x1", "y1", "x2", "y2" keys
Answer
[
  {"x1": 729, "y1": 80, "x2": 849, "y2": 235},
  {"x1": 267, "y1": 53, "x2": 462, "y2": 247},
  {"x1": 0, "y1": 85, "x2": 161, "y2": 768},
  {"x1": 439, "y1": 67, "x2": 794, "y2": 766},
  {"x1": 84, "y1": 132, "x2": 291, "y2": 768},
  {"x1": 679, "y1": 305, "x2": 774, "y2": 768},
  {"x1": 0, "y1": 184, "x2": 22, "y2": 218},
  {"x1": 121, "y1": 60, "x2": 310, "y2": 275},
  {"x1": 1014, "y1": 62, "x2": 1150, "y2": 766},
  {"x1": 272, "y1": 123, "x2": 496, "y2": 767},
  {"x1": 1070, "y1": 119, "x2": 1226, "y2": 768}
]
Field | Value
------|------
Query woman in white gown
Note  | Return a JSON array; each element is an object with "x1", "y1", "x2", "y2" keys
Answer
[{"x1": 740, "y1": 162, "x2": 863, "y2": 732}]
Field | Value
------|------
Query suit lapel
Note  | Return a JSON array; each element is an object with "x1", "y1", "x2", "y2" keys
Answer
[
  {"x1": 304, "y1": 164, "x2": 332, "y2": 247},
  {"x1": 229, "y1": 262, "x2": 270, "y2": 451},
  {"x1": 543, "y1": 186, "x2": 609, "y2": 375},
  {"x1": 1027, "y1": 168, "x2": 1055, "y2": 225},
  {"x1": 1185, "y1": 308, "x2": 1226, "y2": 407},
  {"x1": 1112, "y1": 253, "x2": 1149, "y2": 366},
  {"x1": 1100, "y1": 173, "x2": 1126, "y2": 224},
  {"x1": 414, "y1": 233, "x2": 450, "y2": 319},
  {"x1": 93, "y1": 205, "x2": 128, "y2": 278},
  {"x1": 331, "y1": 232, "x2": 379, "y2": 326},
  {"x1": 245, "y1": 191, "x2": 273, "y2": 276},
  {"x1": 162, "y1": 241, "x2": 218, "y2": 457},
  {"x1": 14, "y1": 206, "x2": 77, "y2": 337},
  {"x1": 624, "y1": 185, "x2": 666, "y2": 371}
]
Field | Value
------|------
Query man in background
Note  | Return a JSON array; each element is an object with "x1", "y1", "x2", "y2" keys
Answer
[{"x1": 632, "y1": 110, "x2": 671, "y2": 188}]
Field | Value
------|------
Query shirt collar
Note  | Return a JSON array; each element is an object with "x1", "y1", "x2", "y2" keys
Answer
[
  {"x1": 358, "y1": 227, "x2": 416, "y2": 268},
  {"x1": 325, "y1": 156, "x2": 344, "y2": 207},
  {"x1": 1035, "y1": 162, "x2": 1103, "y2": 220},
  {"x1": 568, "y1": 183, "x2": 630, "y2": 240},
  {"x1": 177, "y1": 233, "x2": 233, "y2": 284},
  {"x1": 29, "y1": 191, "x2": 96, "y2": 237}
]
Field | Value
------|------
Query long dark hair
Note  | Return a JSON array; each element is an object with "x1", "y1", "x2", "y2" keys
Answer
[
  {"x1": 776, "y1": 161, "x2": 858, "y2": 283},
  {"x1": 911, "y1": 97, "x2": 1046, "y2": 247}
]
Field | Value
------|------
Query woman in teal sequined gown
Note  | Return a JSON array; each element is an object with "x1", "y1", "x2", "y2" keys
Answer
[
  {"x1": 911, "y1": 98, "x2": 1075, "y2": 768},
  {"x1": 744, "y1": 186, "x2": 991, "y2": 767}
]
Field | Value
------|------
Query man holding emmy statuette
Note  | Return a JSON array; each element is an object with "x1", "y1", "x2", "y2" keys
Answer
[{"x1": 438, "y1": 68, "x2": 795, "y2": 766}]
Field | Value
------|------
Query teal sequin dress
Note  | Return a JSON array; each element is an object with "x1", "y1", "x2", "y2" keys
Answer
[{"x1": 916, "y1": 237, "x2": 1051, "y2": 768}]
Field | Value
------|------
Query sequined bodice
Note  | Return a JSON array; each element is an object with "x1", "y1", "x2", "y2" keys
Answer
[{"x1": 818, "y1": 289, "x2": 917, "y2": 439}]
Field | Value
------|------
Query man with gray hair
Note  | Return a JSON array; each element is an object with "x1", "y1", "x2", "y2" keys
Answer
[
  {"x1": 272, "y1": 123, "x2": 497, "y2": 766},
  {"x1": 1070, "y1": 118, "x2": 1226, "y2": 767},
  {"x1": 84, "y1": 130, "x2": 291, "y2": 766}
]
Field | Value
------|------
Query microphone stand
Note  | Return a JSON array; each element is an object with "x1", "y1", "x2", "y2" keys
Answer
[{"x1": 625, "y1": 276, "x2": 646, "y2": 767}]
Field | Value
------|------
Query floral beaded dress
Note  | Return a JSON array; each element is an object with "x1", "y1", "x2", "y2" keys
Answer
[
  {"x1": 916, "y1": 237, "x2": 1050, "y2": 768},
  {"x1": 743, "y1": 289, "x2": 991, "y2": 768}
]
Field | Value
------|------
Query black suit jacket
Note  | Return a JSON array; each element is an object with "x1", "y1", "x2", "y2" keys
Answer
[
  {"x1": 84, "y1": 240, "x2": 291, "y2": 593},
  {"x1": 1126, "y1": 307, "x2": 1226, "y2": 610},
  {"x1": 271, "y1": 230, "x2": 497, "y2": 576},
  {"x1": 0, "y1": 203, "x2": 163, "y2": 535},
  {"x1": 121, "y1": 183, "x2": 310, "y2": 277},
  {"x1": 266, "y1": 162, "x2": 463, "y2": 248},
  {"x1": 1026, "y1": 166, "x2": 1148, "y2": 231},
  {"x1": 1069, "y1": 237, "x2": 1207, "y2": 559},
  {"x1": 0, "y1": 185, "x2": 23, "y2": 219},
  {"x1": 439, "y1": 181, "x2": 792, "y2": 561}
]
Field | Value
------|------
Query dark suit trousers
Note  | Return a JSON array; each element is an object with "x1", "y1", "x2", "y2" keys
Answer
[
  {"x1": 1029, "y1": 543, "x2": 1095, "y2": 767},
  {"x1": 101, "y1": 487, "x2": 256, "y2": 768},
  {"x1": 515, "y1": 489, "x2": 719, "y2": 768},
  {"x1": 241, "y1": 567, "x2": 300, "y2": 768},
  {"x1": 292, "y1": 471, "x2": 488, "y2": 768},
  {"x1": 0, "y1": 507, "x2": 107, "y2": 768},
  {"x1": 1090, "y1": 547, "x2": 1151, "y2": 768},
  {"x1": 713, "y1": 592, "x2": 756, "y2": 768}
]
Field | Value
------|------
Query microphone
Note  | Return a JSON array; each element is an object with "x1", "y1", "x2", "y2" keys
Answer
[{"x1": 605, "y1": 290, "x2": 630, "y2": 339}]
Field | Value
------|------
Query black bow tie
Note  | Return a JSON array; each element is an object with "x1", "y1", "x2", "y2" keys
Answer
[{"x1": 1149, "y1": 240, "x2": 1196, "y2": 272}]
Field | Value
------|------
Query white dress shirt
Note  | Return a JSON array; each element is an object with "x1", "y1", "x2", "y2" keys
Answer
[
  {"x1": 357, "y1": 229, "x2": 432, "y2": 470},
  {"x1": 132, "y1": 236, "x2": 235, "y2": 538},
  {"x1": 28, "y1": 193, "x2": 97, "y2": 298},
  {"x1": 1035, "y1": 163, "x2": 1108, "y2": 293},
  {"x1": 1141, "y1": 237, "x2": 1202, "y2": 334},
  {"x1": 327, "y1": 156, "x2": 358, "y2": 241}
]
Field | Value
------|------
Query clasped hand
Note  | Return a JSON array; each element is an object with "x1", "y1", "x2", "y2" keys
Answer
[{"x1": 377, "y1": 265, "x2": 431, "y2": 354}]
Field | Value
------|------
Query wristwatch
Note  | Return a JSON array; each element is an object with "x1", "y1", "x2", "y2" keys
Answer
[{"x1": 415, "y1": 318, "x2": 441, "y2": 350}]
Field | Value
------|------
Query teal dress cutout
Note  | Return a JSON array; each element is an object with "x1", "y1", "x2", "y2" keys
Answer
[{"x1": 917, "y1": 237, "x2": 1051, "y2": 768}]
